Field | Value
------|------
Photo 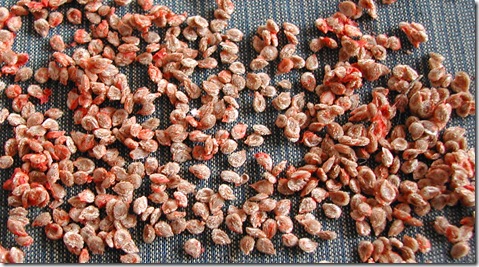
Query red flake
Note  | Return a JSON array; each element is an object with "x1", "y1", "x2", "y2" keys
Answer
[{"x1": 39, "y1": 89, "x2": 52, "y2": 104}]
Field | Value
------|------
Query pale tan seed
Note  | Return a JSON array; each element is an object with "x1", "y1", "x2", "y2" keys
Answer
[
  {"x1": 272, "y1": 92, "x2": 291, "y2": 110},
  {"x1": 262, "y1": 218, "x2": 277, "y2": 239},
  {"x1": 450, "y1": 241, "x2": 470, "y2": 259},
  {"x1": 282, "y1": 233, "x2": 298, "y2": 247},
  {"x1": 239, "y1": 235, "x2": 255, "y2": 255},
  {"x1": 154, "y1": 221, "x2": 174, "y2": 238},
  {"x1": 196, "y1": 188, "x2": 215, "y2": 203},
  {"x1": 218, "y1": 184, "x2": 236, "y2": 200},
  {"x1": 143, "y1": 224, "x2": 156, "y2": 244},
  {"x1": 191, "y1": 202, "x2": 209, "y2": 221},
  {"x1": 220, "y1": 139, "x2": 238, "y2": 154},
  {"x1": 229, "y1": 62, "x2": 246, "y2": 74},
  {"x1": 243, "y1": 201, "x2": 260, "y2": 216},
  {"x1": 329, "y1": 191, "x2": 350, "y2": 206},
  {"x1": 253, "y1": 91, "x2": 266, "y2": 113},
  {"x1": 186, "y1": 219, "x2": 206, "y2": 235},
  {"x1": 258, "y1": 198, "x2": 277, "y2": 212},
  {"x1": 220, "y1": 170, "x2": 242, "y2": 184},
  {"x1": 302, "y1": 218, "x2": 322, "y2": 235},
  {"x1": 208, "y1": 193, "x2": 225, "y2": 214},
  {"x1": 322, "y1": 203, "x2": 342, "y2": 219},
  {"x1": 318, "y1": 230, "x2": 337, "y2": 240},
  {"x1": 298, "y1": 238, "x2": 318, "y2": 253},
  {"x1": 253, "y1": 124, "x2": 272, "y2": 135},
  {"x1": 225, "y1": 213, "x2": 243, "y2": 234},
  {"x1": 33, "y1": 212, "x2": 52, "y2": 227},
  {"x1": 120, "y1": 253, "x2": 140, "y2": 263},
  {"x1": 211, "y1": 229, "x2": 231, "y2": 245},
  {"x1": 0, "y1": 155, "x2": 14, "y2": 169},
  {"x1": 358, "y1": 240, "x2": 374, "y2": 262},
  {"x1": 305, "y1": 54, "x2": 319, "y2": 71},
  {"x1": 184, "y1": 238, "x2": 203, "y2": 258},
  {"x1": 256, "y1": 237, "x2": 276, "y2": 255},
  {"x1": 244, "y1": 134, "x2": 264, "y2": 147},
  {"x1": 299, "y1": 197, "x2": 317, "y2": 214},
  {"x1": 250, "y1": 58, "x2": 269, "y2": 70},
  {"x1": 189, "y1": 164, "x2": 211, "y2": 180},
  {"x1": 205, "y1": 211, "x2": 224, "y2": 229},
  {"x1": 274, "y1": 199, "x2": 291, "y2": 216},
  {"x1": 276, "y1": 215, "x2": 294, "y2": 233},
  {"x1": 228, "y1": 150, "x2": 247, "y2": 168},
  {"x1": 246, "y1": 227, "x2": 267, "y2": 238}
]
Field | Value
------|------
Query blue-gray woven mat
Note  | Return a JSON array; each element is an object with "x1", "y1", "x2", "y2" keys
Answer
[{"x1": 0, "y1": 0, "x2": 476, "y2": 263}]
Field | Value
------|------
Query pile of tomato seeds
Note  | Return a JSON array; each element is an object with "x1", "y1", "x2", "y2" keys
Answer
[{"x1": 0, "y1": 0, "x2": 475, "y2": 263}]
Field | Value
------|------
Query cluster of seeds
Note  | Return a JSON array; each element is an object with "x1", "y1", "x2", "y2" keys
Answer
[
  {"x1": 357, "y1": 233, "x2": 431, "y2": 263},
  {"x1": 433, "y1": 215, "x2": 474, "y2": 259},
  {"x1": 0, "y1": 0, "x2": 475, "y2": 263}
]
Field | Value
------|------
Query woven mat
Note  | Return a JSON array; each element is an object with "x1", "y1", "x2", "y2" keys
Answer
[{"x1": 0, "y1": 0, "x2": 475, "y2": 263}]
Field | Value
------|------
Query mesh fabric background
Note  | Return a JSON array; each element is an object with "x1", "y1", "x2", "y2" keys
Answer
[{"x1": 0, "y1": 0, "x2": 476, "y2": 263}]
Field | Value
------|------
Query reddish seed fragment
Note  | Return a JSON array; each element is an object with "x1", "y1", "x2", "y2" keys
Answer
[
  {"x1": 32, "y1": 212, "x2": 52, "y2": 227},
  {"x1": 45, "y1": 223, "x2": 63, "y2": 240},
  {"x1": 415, "y1": 234, "x2": 431, "y2": 254},
  {"x1": 66, "y1": 9, "x2": 82, "y2": 25}
]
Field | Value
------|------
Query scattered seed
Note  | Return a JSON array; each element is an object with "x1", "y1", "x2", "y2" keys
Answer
[
  {"x1": 184, "y1": 238, "x2": 204, "y2": 259},
  {"x1": 298, "y1": 238, "x2": 318, "y2": 253},
  {"x1": 211, "y1": 229, "x2": 231, "y2": 245},
  {"x1": 256, "y1": 237, "x2": 276, "y2": 255}
]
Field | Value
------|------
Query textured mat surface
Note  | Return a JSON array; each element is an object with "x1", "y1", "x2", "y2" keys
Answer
[{"x1": 0, "y1": 0, "x2": 476, "y2": 263}]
